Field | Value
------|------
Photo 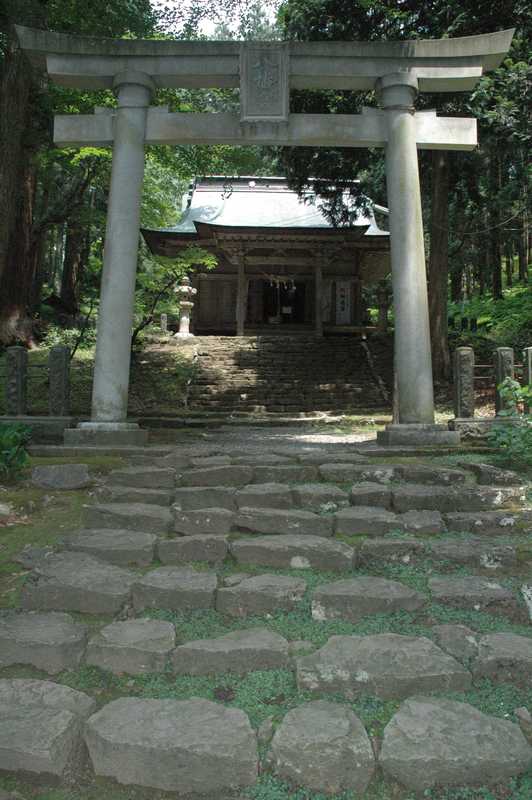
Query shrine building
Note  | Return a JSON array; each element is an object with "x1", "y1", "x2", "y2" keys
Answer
[{"x1": 142, "y1": 176, "x2": 390, "y2": 336}]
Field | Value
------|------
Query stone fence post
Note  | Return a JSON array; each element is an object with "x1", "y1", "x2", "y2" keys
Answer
[
  {"x1": 453, "y1": 347, "x2": 475, "y2": 418},
  {"x1": 523, "y1": 346, "x2": 532, "y2": 413},
  {"x1": 494, "y1": 347, "x2": 514, "y2": 414},
  {"x1": 5, "y1": 346, "x2": 28, "y2": 415},
  {"x1": 48, "y1": 345, "x2": 70, "y2": 416}
]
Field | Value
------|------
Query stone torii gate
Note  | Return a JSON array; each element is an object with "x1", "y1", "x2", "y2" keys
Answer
[{"x1": 15, "y1": 26, "x2": 514, "y2": 446}]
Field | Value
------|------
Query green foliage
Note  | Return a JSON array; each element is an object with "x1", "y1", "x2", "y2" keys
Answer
[
  {"x1": 0, "y1": 423, "x2": 31, "y2": 482},
  {"x1": 449, "y1": 287, "x2": 532, "y2": 356},
  {"x1": 40, "y1": 325, "x2": 97, "y2": 351},
  {"x1": 487, "y1": 378, "x2": 532, "y2": 467}
]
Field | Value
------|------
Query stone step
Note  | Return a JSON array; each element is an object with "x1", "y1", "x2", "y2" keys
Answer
[
  {"x1": 445, "y1": 510, "x2": 532, "y2": 535},
  {"x1": 296, "y1": 633, "x2": 471, "y2": 699},
  {"x1": 428, "y1": 576, "x2": 521, "y2": 618},
  {"x1": 458, "y1": 462, "x2": 523, "y2": 486},
  {"x1": 231, "y1": 534, "x2": 354, "y2": 572},
  {"x1": 177, "y1": 465, "x2": 253, "y2": 487},
  {"x1": 174, "y1": 485, "x2": 237, "y2": 511},
  {"x1": 234, "y1": 506, "x2": 334, "y2": 537},
  {"x1": 157, "y1": 535, "x2": 229, "y2": 565},
  {"x1": 235, "y1": 482, "x2": 294, "y2": 509},
  {"x1": 0, "y1": 611, "x2": 88, "y2": 675},
  {"x1": 86, "y1": 619, "x2": 176, "y2": 675},
  {"x1": 392, "y1": 484, "x2": 526, "y2": 513},
  {"x1": 428, "y1": 537, "x2": 517, "y2": 569},
  {"x1": 84, "y1": 698, "x2": 258, "y2": 794},
  {"x1": 108, "y1": 485, "x2": 174, "y2": 506},
  {"x1": 319, "y1": 463, "x2": 467, "y2": 486},
  {"x1": 380, "y1": 697, "x2": 532, "y2": 792},
  {"x1": 267, "y1": 701, "x2": 375, "y2": 795},
  {"x1": 291, "y1": 482, "x2": 349, "y2": 511},
  {"x1": 334, "y1": 506, "x2": 401, "y2": 536},
  {"x1": 216, "y1": 573, "x2": 307, "y2": 617},
  {"x1": 311, "y1": 577, "x2": 425, "y2": 623},
  {"x1": 171, "y1": 628, "x2": 290, "y2": 675},
  {"x1": 472, "y1": 632, "x2": 532, "y2": 687},
  {"x1": 132, "y1": 566, "x2": 217, "y2": 612},
  {"x1": 83, "y1": 502, "x2": 172, "y2": 534},
  {"x1": 0, "y1": 678, "x2": 96, "y2": 781},
  {"x1": 174, "y1": 507, "x2": 235, "y2": 536},
  {"x1": 64, "y1": 529, "x2": 157, "y2": 567},
  {"x1": 21, "y1": 552, "x2": 136, "y2": 615},
  {"x1": 108, "y1": 466, "x2": 175, "y2": 489}
]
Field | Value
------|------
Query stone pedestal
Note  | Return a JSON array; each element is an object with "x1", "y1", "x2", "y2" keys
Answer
[
  {"x1": 5, "y1": 346, "x2": 27, "y2": 415},
  {"x1": 175, "y1": 301, "x2": 194, "y2": 338},
  {"x1": 49, "y1": 345, "x2": 70, "y2": 416},
  {"x1": 377, "y1": 424, "x2": 460, "y2": 447},
  {"x1": 453, "y1": 347, "x2": 475, "y2": 419},
  {"x1": 522, "y1": 347, "x2": 532, "y2": 413},
  {"x1": 64, "y1": 421, "x2": 148, "y2": 446}
]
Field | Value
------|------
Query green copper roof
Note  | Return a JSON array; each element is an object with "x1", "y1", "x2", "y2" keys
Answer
[{"x1": 146, "y1": 176, "x2": 389, "y2": 237}]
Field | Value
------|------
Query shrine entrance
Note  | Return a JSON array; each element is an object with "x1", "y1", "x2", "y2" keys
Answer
[{"x1": 15, "y1": 25, "x2": 514, "y2": 445}]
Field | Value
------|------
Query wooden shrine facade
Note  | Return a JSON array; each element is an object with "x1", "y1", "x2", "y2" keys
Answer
[{"x1": 142, "y1": 176, "x2": 391, "y2": 336}]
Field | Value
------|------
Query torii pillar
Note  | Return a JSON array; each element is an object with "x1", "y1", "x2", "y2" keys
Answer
[
  {"x1": 77, "y1": 71, "x2": 154, "y2": 445},
  {"x1": 375, "y1": 72, "x2": 454, "y2": 445}
]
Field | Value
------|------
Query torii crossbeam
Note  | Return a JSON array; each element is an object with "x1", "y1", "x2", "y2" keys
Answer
[{"x1": 15, "y1": 26, "x2": 514, "y2": 446}]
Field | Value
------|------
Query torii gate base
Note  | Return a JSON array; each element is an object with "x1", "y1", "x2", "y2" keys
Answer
[{"x1": 15, "y1": 27, "x2": 513, "y2": 447}]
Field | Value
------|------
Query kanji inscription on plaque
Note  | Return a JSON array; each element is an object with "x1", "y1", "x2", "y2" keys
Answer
[{"x1": 240, "y1": 43, "x2": 289, "y2": 122}]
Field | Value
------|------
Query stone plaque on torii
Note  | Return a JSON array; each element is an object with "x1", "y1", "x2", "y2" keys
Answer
[{"x1": 15, "y1": 26, "x2": 514, "y2": 446}]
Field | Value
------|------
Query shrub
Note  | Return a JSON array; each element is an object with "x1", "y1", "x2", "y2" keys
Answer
[
  {"x1": 0, "y1": 423, "x2": 32, "y2": 482},
  {"x1": 487, "y1": 378, "x2": 532, "y2": 467}
]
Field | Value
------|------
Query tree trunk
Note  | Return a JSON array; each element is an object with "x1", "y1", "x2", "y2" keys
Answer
[
  {"x1": 428, "y1": 151, "x2": 451, "y2": 380},
  {"x1": 0, "y1": 163, "x2": 39, "y2": 345},
  {"x1": 488, "y1": 154, "x2": 503, "y2": 300},
  {"x1": 450, "y1": 267, "x2": 462, "y2": 304},
  {"x1": 505, "y1": 242, "x2": 513, "y2": 288},
  {"x1": 477, "y1": 236, "x2": 488, "y2": 295},
  {"x1": 60, "y1": 222, "x2": 85, "y2": 314},
  {"x1": 518, "y1": 212, "x2": 529, "y2": 283}
]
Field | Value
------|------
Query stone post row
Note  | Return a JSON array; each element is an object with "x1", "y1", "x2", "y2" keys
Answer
[
  {"x1": 5, "y1": 346, "x2": 28, "y2": 416},
  {"x1": 523, "y1": 346, "x2": 532, "y2": 413},
  {"x1": 494, "y1": 347, "x2": 514, "y2": 414},
  {"x1": 48, "y1": 345, "x2": 71, "y2": 416},
  {"x1": 453, "y1": 347, "x2": 475, "y2": 419}
]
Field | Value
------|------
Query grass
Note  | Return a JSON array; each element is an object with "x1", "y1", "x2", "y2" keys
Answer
[{"x1": 0, "y1": 453, "x2": 126, "y2": 608}]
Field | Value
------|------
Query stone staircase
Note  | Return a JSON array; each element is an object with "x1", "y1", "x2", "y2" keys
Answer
[
  {"x1": 2, "y1": 446, "x2": 532, "y2": 796},
  {"x1": 185, "y1": 333, "x2": 393, "y2": 412}
]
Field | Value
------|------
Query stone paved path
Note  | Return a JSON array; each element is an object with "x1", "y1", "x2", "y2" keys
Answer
[{"x1": 1, "y1": 425, "x2": 531, "y2": 798}]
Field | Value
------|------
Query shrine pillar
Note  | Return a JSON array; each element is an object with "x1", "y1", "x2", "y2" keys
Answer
[
  {"x1": 378, "y1": 72, "x2": 434, "y2": 424},
  {"x1": 68, "y1": 71, "x2": 153, "y2": 444}
]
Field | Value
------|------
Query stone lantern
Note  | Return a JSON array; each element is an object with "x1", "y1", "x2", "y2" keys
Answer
[{"x1": 174, "y1": 276, "x2": 197, "y2": 338}]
